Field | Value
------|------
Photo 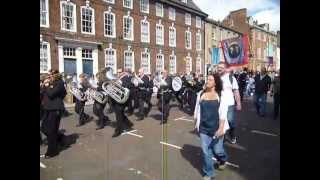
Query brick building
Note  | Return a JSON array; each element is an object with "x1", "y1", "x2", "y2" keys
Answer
[
  {"x1": 40, "y1": 0, "x2": 208, "y2": 78},
  {"x1": 204, "y1": 18, "x2": 242, "y2": 66}
]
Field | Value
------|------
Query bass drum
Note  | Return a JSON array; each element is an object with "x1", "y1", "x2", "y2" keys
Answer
[{"x1": 172, "y1": 76, "x2": 182, "y2": 92}]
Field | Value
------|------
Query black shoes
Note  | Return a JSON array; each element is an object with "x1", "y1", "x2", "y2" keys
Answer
[{"x1": 112, "y1": 130, "x2": 122, "y2": 138}]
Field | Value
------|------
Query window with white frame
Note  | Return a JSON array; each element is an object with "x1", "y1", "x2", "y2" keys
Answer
[
  {"x1": 181, "y1": 0, "x2": 187, "y2": 3},
  {"x1": 61, "y1": 1, "x2": 76, "y2": 32},
  {"x1": 141, "y1": 51, "x2": 151, "y2": 74},
  {"x1": 40, "y1": 0, "x2": 49, "y2": 27},
  {"x1": 156, "y1": 53, "x2": 164, "y2": 72},
  {"x1": 104, "y1": 10, "x2": 116, "y2": 38},
  {"x1": 123, "y1": 0, "x2": 133, "y2": 9},
  {"x1": 156, "y1": 23, "x2": 164, "y2": 45},
  {"x1": 257, "y1": 47, "x2": 261, "y2": 58},
  {"x1": 196, "y1": 32, "x2": 201, "y2": 51},
  {"x1": 185, "y1": 13, "x2": 191, "y2": 25},
  {"x1": 185, "y1": 29, "x2": 192, "y2": 49},
  {"x1": 185, "y1": 56, "x2": 192, "y2": 73},
  {"x1": 169, "y1": 55, "x2": 176, "y2": 75},
  {"x1": 156, "y1": 3, "x2": 163, "y2": 17},
  {"x1": 123, "y1": 14, "x2": 134, "y2": 40},
  {"x1": 196, "y1": 16, "x2": 201, "y2": 28},
  {"x1": 81, "y1": 6, "x2": 95, "y2": 34},
  {"x1": 82, "y1": 49, "x2": 93, "y2": 76},
  {"x1": 169, "y1": 26, "x2": 176, "y2": 47},
  {"x1": 140, "y1": 0, "x2": 149, "y2": 14},
  {"x1": 196, "y1": 56, "x2": 202, "y2": 73},
  {"x1": 63, "y1": 47, "x2": 77, "y2": 75},
  {"x1": 124, "y1": 49, "x2": 134, "y2": 72},
  {"x1": 105, "y1": 47, "x2": 117, "y2": 72},
  {"x1": 104, "y1": 0, "x2": 114, "y2": 3},
  {"x1": 40, "y1": 41, "x2": 50, "y2": 72},
  {"x1": 141, "y1": 18, "x2": 150, "y2": 43},
  {"x1": 169, "y1": 7, "x2": 175, "y2": 21}
]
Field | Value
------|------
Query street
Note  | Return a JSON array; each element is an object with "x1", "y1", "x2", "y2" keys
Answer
[{"x1": 40, "y1": 95, "x2": 280, "y2": 180}]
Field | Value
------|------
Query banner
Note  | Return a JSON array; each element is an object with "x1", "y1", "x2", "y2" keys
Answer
[
  {"x1": 211, "y1": 48, "x2": 220, "y2": 65},
  {"x1": 221, "y1": 34, "x2": 249, "y2": 67}
]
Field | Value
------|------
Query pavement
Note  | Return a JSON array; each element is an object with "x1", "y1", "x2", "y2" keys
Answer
[{"x1": 40, "y1": 95, "x2": 280, "y2": 180}]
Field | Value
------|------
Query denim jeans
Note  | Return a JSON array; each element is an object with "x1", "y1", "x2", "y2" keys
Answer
[
  {"x1": 200, "y1": 133, "x2": 227, "y2": 177},
  {"x1": 227, "y1": 105, "x2": 236, "y2": 139},
  {"x1": 255, "y1": 93, "x2": 267, "y2": 116}
]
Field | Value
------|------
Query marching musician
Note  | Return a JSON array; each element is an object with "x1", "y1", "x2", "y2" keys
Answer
[
  {"x1": 93, "y1": 72, "x2": 110, "y2": 130},
  {"x1": 110, "y1": 68, "x2": 133, "y2": 137},
  {"x1": 173, "y1": 72, "x2": 185, "y2": 110},
  {"x1": 157, "y1": 69, "x2": 173, "y2": 124},
  {"x1": 40, "y1": 69, "x2": 67, "y2": 158},
  {"x1": 124, "y1": 68, "x2": 134, "y2": 116},
  {"x1": 75, "y1": 73, "x2": 92, "y2": 127},
  {"x1": 136, "y1": 68, "x2": 150, "y2": 121},
  {"x1": 145, "y1": 74, "x2": 153, "y2": 116}
]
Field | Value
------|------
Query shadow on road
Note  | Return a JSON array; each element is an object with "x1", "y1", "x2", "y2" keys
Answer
[
  {"x1": 180, "y1": 144, "x2": 203, "y2": 176},
  {"x1": 59, "y1": 133, "x2": 80, "y2": 152}
]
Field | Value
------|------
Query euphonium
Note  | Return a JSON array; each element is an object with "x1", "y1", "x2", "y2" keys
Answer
[
  {"x1": 102, "y1": 68, "x2": 130, "y2": 104},
  {"x1": 86, "y1": 88, "x2": 107, "y2": 104},
  {"x1": 69, "y1": 83, "x2": 87, "y2": 101}
]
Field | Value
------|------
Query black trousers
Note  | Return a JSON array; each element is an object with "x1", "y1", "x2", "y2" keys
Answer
[
  {"x1": 137, "y1": 90, "x2": 150, "y2": 119},
  {"x1": 187, "y1": 90, "x2": 197, "y2": 113},
  {"x1": 239, "y1": 85, "x2": 245, "y2": 102},
  {"x1": 41, "y1": 110, "x2": 63, "y2": 156},
  {"x1": 75, "y1": 100, "x2": 89, "y2": 124},
  {"x1": 158, "y1": 92, "x2": 171, "y2": 121},
  {"x1": 273, "y1": 93, "x2": 280, "y2": 119},
  {"x1": 174, "y1": 91, "x2": 183, "y2": 108},
  {"x1": 93, "y1": 102, "x2": 109, "y2": 127},
  {"x1": 146, "y1": 90, "x2": 153, "y2": 113},
  {"x1": 126, "y1": 90, "x2": 134, "y2": 114},
  {"x1": 113, "y1": 101, "x2": 133, "y2": 133},
  {"x1": 133, "y1": 88, "x2": 139, "y2": 109}
]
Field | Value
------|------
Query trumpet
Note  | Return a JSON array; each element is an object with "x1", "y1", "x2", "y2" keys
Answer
[{"x1": 102, "y1": 68, "x2": 130, "y2": 104}]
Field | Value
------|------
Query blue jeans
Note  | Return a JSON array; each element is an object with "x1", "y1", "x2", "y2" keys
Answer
[
  {"x1": 227, "y1": 105, "x2": 236, "y2": 139},
  {"x1": 200, "y1": 133, "x2": 227, "y2": 177},
  {"x1": 255, "y1": 93, "x2": 267, "y2": 116}
]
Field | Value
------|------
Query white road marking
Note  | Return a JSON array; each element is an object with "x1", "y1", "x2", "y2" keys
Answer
[
  {"x1": 126, "y1": 132, "x2": 143, "y2": 138},
  {"x1": 160, "y1": 142, "x2": 183, "y2": 150},
  {"x1": 212, "y1": 157, "x2": 240, "y2": 168},
  {"x1": 121, "y1": 129, "x2": 137, "y2": 135},
  {"x1": 57, "y1": 178, "x2": 63, "y2": 180},
  {"x1": 40, "y1": 162, "x2": 46, "y2": 168},
  {"x1": 176, "y1": 118, "x2": 194, "y2": 122},
  {"x1": 251, "y1": 130, "x2": 278, "y2": 137},
  {"x1": 174, "y1": 116, "x2": 185, "y2": 121}
]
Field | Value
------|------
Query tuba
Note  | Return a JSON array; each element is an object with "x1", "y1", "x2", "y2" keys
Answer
[
  {"x1": 102, "y1": 68, "x2": 130, "y2": 104},
  {"x1": 172, "y1": 76, "x2": 182, "y2": 92}
]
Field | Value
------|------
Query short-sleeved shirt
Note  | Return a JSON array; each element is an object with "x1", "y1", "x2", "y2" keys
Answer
[{"x1": 221, "y1": 73, "x2": 239, "y2": 106}]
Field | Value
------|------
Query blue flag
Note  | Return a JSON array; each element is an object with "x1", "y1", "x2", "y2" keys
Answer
[{"x1": 212, "y1": 48, "x2": 220, "y2": 64}]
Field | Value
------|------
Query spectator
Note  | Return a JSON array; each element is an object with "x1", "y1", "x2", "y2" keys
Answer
[{"x1": 254, "y1": 67, "x2": 272, "y2": 117}]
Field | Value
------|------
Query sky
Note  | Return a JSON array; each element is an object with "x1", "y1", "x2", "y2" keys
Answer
[{"x1": 193, "y1": 0, "x2": 280, "y2": 31}]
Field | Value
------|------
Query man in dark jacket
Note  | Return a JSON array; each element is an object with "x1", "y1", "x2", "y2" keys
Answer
[
  {"x1": 41, "y1": 69, "x2": 67, "y2": 158},
  {"x1": 136, "y1": 68, "x2": 150, "y2": 121},
  {"x1": 254, "y1": 67, "x2": 272, "y2": 117}
]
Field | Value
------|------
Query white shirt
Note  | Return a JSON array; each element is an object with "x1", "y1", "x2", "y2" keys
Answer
[{"x1": 220, "y1": 73, "x2": 239, "y2": 106}]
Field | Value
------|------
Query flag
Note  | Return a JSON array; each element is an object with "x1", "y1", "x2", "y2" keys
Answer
[
  {"x1": 221, "y1": 34, "x2": 249, "y2": 67},
  {"x1": 211, "y1": 48, "x2": 220, "y2": 64}
]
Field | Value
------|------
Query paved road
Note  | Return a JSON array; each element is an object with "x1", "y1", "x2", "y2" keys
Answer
[{"x1": 40, "y1": 95, "x2": 280, "y2": 180}]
